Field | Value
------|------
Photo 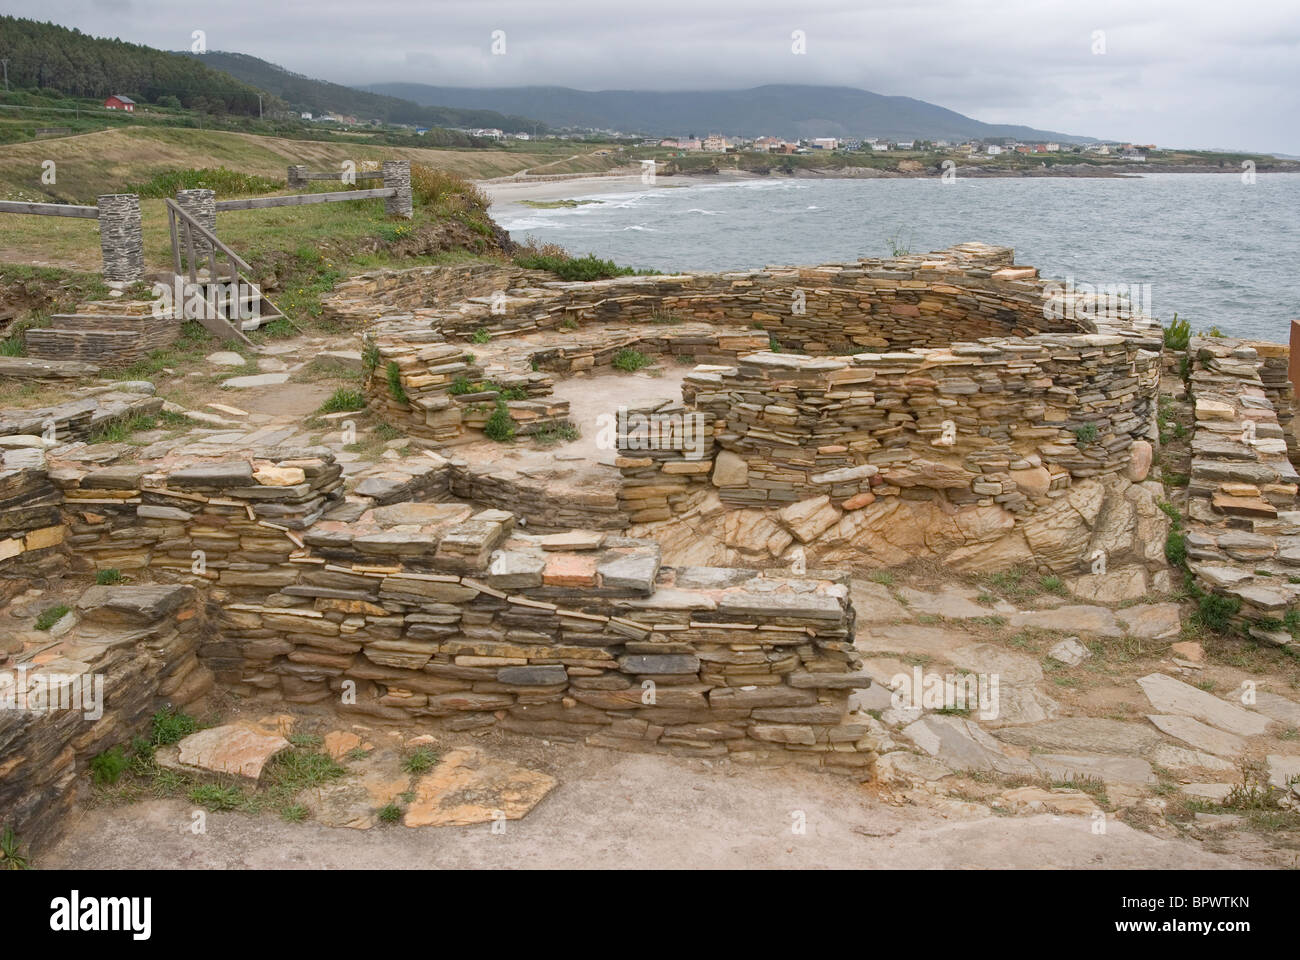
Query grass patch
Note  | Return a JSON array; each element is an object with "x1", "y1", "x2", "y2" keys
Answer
[
  {"x1": 378, "y1": 802, "x2": 403, "y2": 824},
  {"x1": 402, "y1": 747, "x2": 439, "y2": 774},
  {"x1": 514, "y1": 250, "x2": 642, "y2": 281},
  {"x1": 483, "y1": 400, "x2": 515, "y2": 442},
  {"x1": 89, "y1": 746, "x2": 130, "y2": 786},
  {"x1": 318, "y1": 387, "x2": 366, "y2": 414},
  {"x1": 34, "y1": 604, "x2": 69, "y2": 630},
  {"x1": 1073, "y1": 422, "x2": 1099, "y2": 445},
  {"x1": 0, "y1": 827, "x2": 30, "y2": 871},
  {"x1": 613, "y1": 348, "x2": 651, "y2": 372},
  {"x1": 530, "y1": 422, "x2": 581, "y2": 446},
  {"x1": 385, "y1": 361, "x2": 409, "y2": 405},
  {"x1": 151, "y1": 707, "x2": 199, "y2": 746},
  {"x1": 95, "y1": 568, "x2": 125, "y2": 585}
]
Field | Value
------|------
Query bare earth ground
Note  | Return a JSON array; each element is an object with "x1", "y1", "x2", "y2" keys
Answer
[{"x1": 44, "y1": 741, "x2": 1246, "y2": 870}]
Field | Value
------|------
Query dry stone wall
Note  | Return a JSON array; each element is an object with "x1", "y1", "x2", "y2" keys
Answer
[
  {"x1": 0, "y1": 584, "x2": 212, "y2": 856},
  {"x1": 42, "y1": 453, "x2": 877, "y2": 772},
  {"x1": 1184, "y1": 336, "x2": 1300, "y2": 642}
]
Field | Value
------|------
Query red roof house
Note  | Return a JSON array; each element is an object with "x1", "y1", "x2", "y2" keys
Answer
[{"x1": 104, "y1": 95, "x2": 136, "y2": 112}]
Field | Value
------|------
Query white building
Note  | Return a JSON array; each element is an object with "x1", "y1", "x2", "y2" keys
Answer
[{"x1": 986, "y1": 144, "x2": 1003, "y2": 156}]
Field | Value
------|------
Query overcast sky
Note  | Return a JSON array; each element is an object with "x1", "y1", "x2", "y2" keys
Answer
[{"x1": 11, "y1": 0, "x2": 1300, "y2": 152}]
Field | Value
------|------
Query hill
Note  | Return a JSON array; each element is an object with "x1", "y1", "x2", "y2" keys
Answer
[
  {"x1": 182, "y1": 51, "x2": 543, "y2": 133},
  {"x1": 0, "y1": 16, "x2": 270, "y2": 115},
  {"x1": 363, "y1": 83, "x2": 1096, "y2": 143}
]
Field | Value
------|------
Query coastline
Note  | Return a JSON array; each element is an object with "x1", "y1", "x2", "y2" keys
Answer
[{"x1": 479, "y1": 164, "x2": 1296, "y2": 206}]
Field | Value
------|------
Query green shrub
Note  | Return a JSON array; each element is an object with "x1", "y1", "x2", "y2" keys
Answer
[
  {"x1": 90, "y1": 746, "x2": 129, "y2": 786},
  {"x1": 613, "y1": 348, "x2": 651, "y2": 372},
  {"x1": 385, "y1": 361, "x2": 408, "y2": 404},
  {"x1": 34, "y1": 605, "x2": 69, "y2": 631},
  {"x1": 471, "y1": 327, "x2": 491, "y2": 344},
  {"x1": 483, "y1": 401, "x2": 515, "y2": 442},
  {"x1": 318, "y1": 388, "x2": 366, "y2": 413},
  {"x1": 1162, "y1": 313, "x2": 1191, "y2": 351},
  {"x1": 96, "y1": 569, "x2": 125, "y2": 586},
  {"x1": 0, "y1": 828, "x2": 29, "y2": 870},
  {"x1": 1195, "y1": 592, "x2": 1241, "y2": 634},
  {"x1": 1165, "y1": 529, "x2": 1187, "y2": 567},
  {"x1": 151, "y1": 707, "x2": 198, "y2": 745},
  {"x1": 1073, "y1": 423, "x2": 1099, "y2": 445},
  {"x1": 378, "y1": 802, "x2": 403, "y2": 823},
  {"x1": 361, "y1": 338, "x2": 381, "y2": 375},
  {"x1": 125, "y1": 167, "x2": 282, "y2": 199},
  {"x1": 514, "y1": 251, "x2": 639, "y2": 281}
]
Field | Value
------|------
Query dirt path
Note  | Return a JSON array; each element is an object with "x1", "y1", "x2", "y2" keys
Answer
[{"x1": 44, "y1": 745, "x2": 1244, "y2": 870}]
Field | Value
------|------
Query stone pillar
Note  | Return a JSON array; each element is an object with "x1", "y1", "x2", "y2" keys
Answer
[
  {"x1": 97, "y1": 194, "x2": 143, "y2": 284},
  {"x1": 287, "y1": 164, "x2": 308, "y2": 190},
  {"x1": 175, "y1": 188, "x2": 216, "y2": 262},
  {"x1": 383, "y1": 160, "x2": 413, "y2": 218},
  {"x1": 1289, "y1": 319, "x2": 1300, "y2": 396}
]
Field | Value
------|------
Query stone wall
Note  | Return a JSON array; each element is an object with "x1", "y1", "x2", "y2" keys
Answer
[
  {"x1": 0, "y1": 447, "x2": 66, "y2": 586},
  {"x1": 47, "y1": 453, "x2": 877, "y2": 773},
  {"x1": 0, "y1": 585, "x2": 212, "y2": 856},
  {"x1": 96, "y1": 193, "x2": 144, "y2": 284},
  {"x1": 1183, "y1": 336, "x2": 1300, "y2": 642},
  {"x1": 24, "y1": 301, "x2": 181, "y2": 366}
]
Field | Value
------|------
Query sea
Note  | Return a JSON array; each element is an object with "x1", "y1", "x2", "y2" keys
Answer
[{"x1": 493, "y1": 172, "x2": 1300, "y2": 343}]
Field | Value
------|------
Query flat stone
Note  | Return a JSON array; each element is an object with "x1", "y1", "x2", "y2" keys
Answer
[
  {"x1": 1047, "y1": 637, "x2": 1091, "y2": 666},
  {"x1": 542, "y1": 552, "x2": 599, "y2": 587},
  {"x1": 221, "y1": 373, "x2": 290, "y2": 389},
  {"x1": 174, "y1": 723, "x2": 290, "y2": 780},
  {"x1": 1029, "y1": 752, "x2": 1156, "y2": 784},
  {"x1": 1151, "y1": 743, "x2": 1237, "y2": 772},
  {"x1": 206, "y1": 351, "x2": 247, "y2": 367},
  {"x1": 994, "y1": 717, "x2": 1163, "y2": 756},
  {"x1": 1009, "y1": 605, "x2": 1123, "y2": 637},
  {"x1": 1243, "y1": 690, "x2": 1300, "y2": 727},
  {"x1": 596, "y1": 552, "x2": 660, "y2": 593},
  {"x1": 1267, "y1": 754, "x2": 1300, "y2": 789},
  {"x1": 1001, "y1": 786, "x2": 1099, "y2": 816},
  {"x1": 1138, "y1": 673, "x2": 1272, "y2": 737},
  {"x1": 875, "y1": 751, "x2": 953, "y2": 782},
  {"x1": 711, "y1": 450, "x2": 749, "y2": 487},
  {"x1": 1146, "y1": 715, "x2": 1247, "y2": 758},
  {"x1": 487, "y1": 550, "x2": 546, "y2": 589},
  {"x1": 537, "y1": 530, "x2": 605, "y2": 551},
  {"x1": 778, "y1": 495, "x2": 841, "y2": 543},
  {"x1": 404, "y1": 747, "x2": 555, "y2": 827},
  {"x1": 1119, "y1": 604, "x2": 1183, "y2": 640},
  {"x1": 618, "y1": 653, "x2": 700, "y2": 675},
  {"x1": 497, "y1": 665, "x2": 568, "y2": 686},
  {"x1": 901, "y1": 714, "x2": 1033, "y2": 774}
]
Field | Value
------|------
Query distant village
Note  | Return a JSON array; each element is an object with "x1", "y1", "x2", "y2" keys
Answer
[
  {"x1": 643, "y1": 133, "x2": 1157, "y2": 161},
  {"x1": 234, "y1": 103, "x2": 1155, "y2": 159}
]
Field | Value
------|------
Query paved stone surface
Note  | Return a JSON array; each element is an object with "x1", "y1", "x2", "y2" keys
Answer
[
  {"x1": 404, "y1": 747, "x2": 556, "y2": 828},
  {"x1": 1146, "y1": 715, "x2": 1247, "y2": 758},
  {"x1": 1138, "y1": 673, "x2": 1272, "y2": 737}
]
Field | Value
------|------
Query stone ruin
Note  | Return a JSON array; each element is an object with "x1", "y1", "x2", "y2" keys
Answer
[{"x1": 6, "y1": 242, "x2": 1300, "y2": 856}]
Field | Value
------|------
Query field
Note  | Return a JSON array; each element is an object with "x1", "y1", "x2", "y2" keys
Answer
[{"x1": 0, "y1": 126, "x2": 631, "y2": 271}]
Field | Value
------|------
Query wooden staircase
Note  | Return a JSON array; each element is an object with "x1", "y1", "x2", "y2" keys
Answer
[{"x1": 165, "y1": 199, "x2": 295, "y2": 348}]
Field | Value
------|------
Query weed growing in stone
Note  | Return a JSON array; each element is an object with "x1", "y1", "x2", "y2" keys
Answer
[
  {"x1": 613, "y1": 348, "x2": 651, "y2": 372},
  {"x1": 483, "y1": 400, "x2": 515, "y2": 442},
  {"x1": 402, "y1": 747, "x2": 439, "y2": 774},
  {"x1": 34, "y1": 604, "x2": 69, "y2": 630},
  {"x1": 89, "y1": 746, "x2": 130, "y2": 785},
  {"x1": 95, "y1": 568, "x2": 125, "y2": 585},
  {"x1": 0, "y1": 828, "x2": 29, "y2": 870},
  {"x1": 318, "y1": 388, "x2": 366, "y2": 413}
]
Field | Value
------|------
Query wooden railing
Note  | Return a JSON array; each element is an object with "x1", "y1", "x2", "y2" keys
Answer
[{"x1": 165, "y1": 199, "x2": 289, "y2": 346}]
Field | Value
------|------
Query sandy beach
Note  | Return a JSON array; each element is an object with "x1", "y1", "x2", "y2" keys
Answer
[{"x1": 478, "y1": 171, "x2": 741, "y2": 209}]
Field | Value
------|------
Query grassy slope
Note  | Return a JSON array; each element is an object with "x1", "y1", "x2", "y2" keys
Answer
[{"x1": 0, "y1": 126, "x2": 627, "y2": 268}]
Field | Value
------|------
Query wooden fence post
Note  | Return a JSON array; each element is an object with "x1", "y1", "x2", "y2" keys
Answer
[
  {"x1": 383, "y1": 160, "x2": 413, "y2": 218},
  {"x1": 97, "y1": 194, "x2": 143, "y2": 283}
]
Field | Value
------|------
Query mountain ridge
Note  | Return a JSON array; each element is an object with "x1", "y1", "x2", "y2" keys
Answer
[{"x1": 361, "y1": 82, "x2": 1099, "y2": 142}]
